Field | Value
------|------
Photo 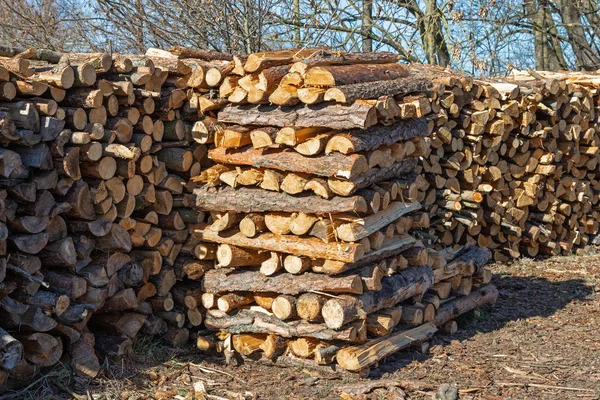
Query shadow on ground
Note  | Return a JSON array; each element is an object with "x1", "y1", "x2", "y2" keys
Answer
[{"x1": 376, "y1": 272, "x2": 595, "y2": 375}]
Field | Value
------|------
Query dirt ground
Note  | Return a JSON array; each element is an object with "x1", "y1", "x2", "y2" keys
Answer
[{"x1": 2, "y1": 254, "x2": 599, "y2": 400}]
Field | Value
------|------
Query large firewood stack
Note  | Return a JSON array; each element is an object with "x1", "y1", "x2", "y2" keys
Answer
[
  {"x1": 227, "y1": 55, "x2": 600, "y2": 262},
  {"x1": 10, "y1": 45, "x2": 592, "y2": 377},
  {"x1": 0, "y1": 47, "x2": 236, "y2": 386},
  {"x1": 190, "y1": 50, "x2": 497, "y2": 371}
]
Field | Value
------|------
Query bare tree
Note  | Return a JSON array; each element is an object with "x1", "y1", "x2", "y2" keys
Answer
[{"x1": 3, "y1": 0, "x2": 600, "y2": 75}]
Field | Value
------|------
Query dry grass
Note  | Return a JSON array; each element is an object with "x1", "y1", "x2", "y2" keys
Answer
[{"x1": 0, "y1": 363, "x2": 72, "y2": 400}]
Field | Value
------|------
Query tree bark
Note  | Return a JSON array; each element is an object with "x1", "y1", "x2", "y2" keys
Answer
[
  {"x1": 209, "y1": 146, "x2": 368, "y2": 179},
  {"x1": 324, "y1": 119, "x2": 427, "y2": 156},
  {"x1": 433, "y1": 284, "x2": 499, "y2": 326},
  {"x1": 336, "y1": 202, "x2": 421, "y2": 242}
]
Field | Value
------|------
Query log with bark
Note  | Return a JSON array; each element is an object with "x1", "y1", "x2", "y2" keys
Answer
[
  {"x1": 201, "y1": 268, "x2": 363, "y2": 295},
  {"x1": 193, "y1": 225, "x2": 365, "y2": 262},
  {"x1": 218, "y1": 103, "x2": 378, "y2": 130}
]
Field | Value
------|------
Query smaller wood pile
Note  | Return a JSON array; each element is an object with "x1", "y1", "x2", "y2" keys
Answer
[
  {"x1": 0, "y1": 47, "x2": 235, "y2": 386},
  {"x1": 191, "y1": 51, "x2": 497, "y2": 371}
]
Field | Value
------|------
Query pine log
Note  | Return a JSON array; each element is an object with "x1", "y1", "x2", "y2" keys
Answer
[
  {"x1": 259, "y1": 252, "x2": 282, "y2": 276},
  {"x1": 296, "y1": 292, "x2": 327, "y2": 322},
  {"x1": 239, "y1": 213, "x2": 267, "y2": 238},
  {"x1": 202, "y1": 268, "x2": 363, "y2": 295},
  {"x1": 268, "y1": 85, "x2": 299, "y2": 106},
  {"x1": 336, "y1": 202, "x2": 421, "y2": 242},
  {"x1": 324, "y1": 77, "x2": 433, "y2": 103},
  {"x1": 241, "y1": 49, "x2": 314, "y2": 73},
  {"x1": 209, "y1": 146, "x2": 368, "y2": 179},
  {"x1": 336, "y1": 323, "x2": 437, "y2": 371},
  {"x1": 328, "y1": 158, "x2": 418, "y2": 196},
  {"x1": 194, "y1": 225, "x2": 364, "y2": 263},
  {"x1": 193, "y1": 185, "x2": 369, "y2": 214},
  {"x1": 0, "y1": 46, "x2": 62, "y2": 62},
  {"x1": 450, "y1": 246, "x2": 492, "y2": 269},
  {"x1": 33, "y1": 63, "x2": 75, "y2": 89},
  {"x1": 433, "y1": 284, "x2": 499, "y2": 327},
  {"x1": 217, "y1": 292, "x2": 254, "y2": 312},
  {"x1": 210, "y1": 211, "x2": 241, "y2": 232},
  {"x1": 205, "y1": 309, "x2": 361, "y2": 342},
  {"x1": 289, "y1": 52, "x2": 400, "y2": 75},
  {"x1": 169, "y1": 46, "x2": 233, "y2": 61},
  {"x1": 304, "y1": 64, "x2": 408, "y2": 87},
  {"x1": 325, "y1": 119, "x2": 427, "y2": 155},
  {"x1": 272, "y1": 294, "x2": 297, "y2": 320},
  {"x1": 322, "y1": 265, "x2": 434, "y2": 329},
  {"x1": 218, "y1": 103, "x2": 377, "y2": 130},
  {"x1": 217, "y1": 243, "x2": 270, "y2": 268}
]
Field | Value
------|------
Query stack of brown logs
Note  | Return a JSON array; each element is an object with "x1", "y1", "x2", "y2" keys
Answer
[
  {"x1": 190, "y1": 51, "x2": 497, "y2": 372},
  {"x1": 0, "y1": 46, "x2": 235, "y2": 386},
  {"x1": 215, "y1": 52, "x2": 600, "y2": 261}
]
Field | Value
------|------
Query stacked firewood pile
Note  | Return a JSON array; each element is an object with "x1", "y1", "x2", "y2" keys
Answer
[
  {"x1": 390, "y1": 65, "x2": 600, "y2": 261},
  {"x1": 408, "y1": 66, "x2": 600, "y2": 261},
  {"x1": 191, "y1": 52, "x2": 497, "y2": 372},
  {"x1": 9, "y1": 45, "x2": 596, "y2": 377},
  {"x1": 190, "y1": 49, "x2": 600, "y2": 261},
  {"x1": 0, "y1": 46, "x2": 235, "y2": 385},
  {"x1": 219, "y1": 54, "x2": 600, "y2": 262}
]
